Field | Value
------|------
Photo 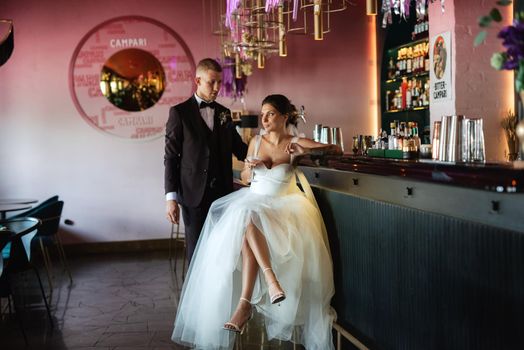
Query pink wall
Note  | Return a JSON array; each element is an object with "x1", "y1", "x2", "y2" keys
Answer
[
  {"x1": 429, "y1": 0, "x2": 513, "y2": 161},
  {"x1": 0, "y1": 0, "x2": 374, "y2": 243},
  {"x1": 235, "y1": 6, "x2": 378, "y2": 140}
]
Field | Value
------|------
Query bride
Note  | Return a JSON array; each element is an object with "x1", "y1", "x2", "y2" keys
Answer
[{"x1": 172, "y1": 94, "x2": 342, "y2": 350}]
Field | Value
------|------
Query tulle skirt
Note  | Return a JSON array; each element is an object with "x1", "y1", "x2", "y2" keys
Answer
[{"x1": 172, "y1": 184, "x2": 336, "y2": 350}]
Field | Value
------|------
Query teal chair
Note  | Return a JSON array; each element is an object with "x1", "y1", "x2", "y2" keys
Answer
[
  {"x1": 10, "y1": 195, "x2": 59, "y2": 220},
  {"x1": 0, "y1": 228, "x2": 28, "y2": 343},
  {"x1": 14, "y1": 200, "x2": 71, "y2": 293},
  {"x1": 0, "y1": 217, "x2": 53, "y2": 343}
]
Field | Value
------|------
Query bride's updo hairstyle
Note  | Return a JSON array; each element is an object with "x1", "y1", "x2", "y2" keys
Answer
[{"x1": 262, "y1": 94, "x2": 299, "y2": 127}]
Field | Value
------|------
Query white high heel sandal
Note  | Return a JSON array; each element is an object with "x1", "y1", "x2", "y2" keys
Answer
[
  {"x1": 263, "y1": 267, "x2": 286, "y2": 304},
  {"x1": 223, "y1": 297, "x2": 253, "y2": 334}
]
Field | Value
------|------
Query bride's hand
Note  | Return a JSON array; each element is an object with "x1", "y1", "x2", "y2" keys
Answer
[
  {"x1": 285, "y1": 142, "x2": 309, "y2": 156},
  {"x1": 244, "y1": 156, "x2": 263, "y2": 169}
]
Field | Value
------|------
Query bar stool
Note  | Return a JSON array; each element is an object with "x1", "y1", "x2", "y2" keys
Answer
[{"x1": 168, "y1": 223, "x2": 187, "y2": 279}]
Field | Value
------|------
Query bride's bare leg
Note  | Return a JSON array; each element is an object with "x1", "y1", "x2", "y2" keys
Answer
[
  {"x1": 224, "y1": 236, "x2": 257, "y2": 331},
  {"x1": 241, "y1": 235, "x2": 258, "y2": 299},
  {"x1": 244, "y1": 222, "x2": 285, "y2": 303}
]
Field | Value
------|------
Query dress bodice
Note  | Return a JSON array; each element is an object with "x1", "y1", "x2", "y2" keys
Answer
[
  {"x1": 249, "y1": 135, "x2": 298, "y2": 196},
  {"x1": 250, "y1": 163, "x2": 296, "y2": 196}
]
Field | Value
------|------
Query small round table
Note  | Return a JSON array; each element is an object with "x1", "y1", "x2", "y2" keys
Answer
[
  {"x1": 0, "y1": 204, "x2": 32, "y2": 220},
  {"x1": 0, "y1": 198, "x2": 37, "y2": 205}
]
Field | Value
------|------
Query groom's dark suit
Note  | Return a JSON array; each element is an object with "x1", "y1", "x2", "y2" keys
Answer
[{"x1": 164, "y1": 96, "x2": 247, "y2": 261}]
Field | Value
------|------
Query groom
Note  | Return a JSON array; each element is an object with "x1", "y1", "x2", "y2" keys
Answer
[{"x1": 164, "y1": 58, "x2": 248, "y2": 263}]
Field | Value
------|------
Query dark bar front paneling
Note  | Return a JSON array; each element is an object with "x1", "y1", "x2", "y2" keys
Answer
[{"x1": 303, "y1": 164, "x2": 524, "y2": 350}]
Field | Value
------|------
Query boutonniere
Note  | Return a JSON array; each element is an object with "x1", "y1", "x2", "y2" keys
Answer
[{"x1": 218, "y1": 111, "x2": 231, "y2": 126}]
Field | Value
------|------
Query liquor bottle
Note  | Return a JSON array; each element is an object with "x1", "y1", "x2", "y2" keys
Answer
[
  {"x1": 423, "y1": 81, "x2": 430, "y2": 105},
  {"x1": 389, "y1": 122, "x2": 397, "y2": 150},
  {"x1": 388, "y1": 57, "x2": 396, "y2": 79},
  {"x1": 411, "y1": 78, "x2": 419, "y2": 107},
  {"x1": 397, "y1": 122, "x2": 405, "y2": 150},
  {"x1": 401, "y1": 77, "x2": 408, "y2": 110},
  {"x1": 406, "y1": 80, "x2": 412, "y2": 109},
  {"x1": 412, "y1": 122, "x2": 421, "y2": 150},
  {"x1": 381, "y1": 129, "x2": 388, "y2": 149}
]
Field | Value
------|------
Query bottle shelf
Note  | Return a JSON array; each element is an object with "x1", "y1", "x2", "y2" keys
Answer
[
  {"x1": 384, "y1": 106, "x2": 429, "y2": 114},
  {"x1": 385, "y1": 71, "x2": 429, "y2": 84},
  {"x1": 387, "y1": 37, "x2": 429, "y2": 53}
]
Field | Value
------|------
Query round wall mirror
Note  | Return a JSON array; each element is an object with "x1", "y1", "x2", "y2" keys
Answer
[
  {"x1": 100, "y1": 48, "x2": 166, "y2": 111},
  {"x1": 69, "y1": 16, "x2": 195, "y2": 140},
  {"x1": 0, "y1": 19, "x2": 14, "y2": 66}
]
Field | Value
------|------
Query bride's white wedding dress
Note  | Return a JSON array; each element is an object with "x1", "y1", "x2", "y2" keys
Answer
[{"x1": 172, "y1": 136, "x2": 336, "y2": 350}]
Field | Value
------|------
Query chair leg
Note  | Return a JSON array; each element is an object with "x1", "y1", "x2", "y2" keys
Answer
[
  {"x1": 6, "y1": 280, "x2": 28, "y2": 345},
  {"x1": 7, "y1": 294, "x2": 13, "y2": 315},
  {"x1": 39, "y1": 239, "x2": 54, "y2": 294},
  {"x1": 32, "y1": 266, "x2": 53, "y2": 329},
  {"x1": 54, "y1": 233, "x2": 73, "y2": 284}
]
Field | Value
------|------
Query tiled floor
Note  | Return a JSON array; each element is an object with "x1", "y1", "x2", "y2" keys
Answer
[{"x1": 0, "y1": 250, "x2": 304, "y2": 349}]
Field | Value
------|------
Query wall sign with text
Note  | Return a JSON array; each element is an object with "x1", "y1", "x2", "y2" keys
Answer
[
  {"x1": 430, "y1": 31, "x2": 452, "y2": 103},
  {"x1": 69, "y1": 16, "x2": 195, "y2": 140}
]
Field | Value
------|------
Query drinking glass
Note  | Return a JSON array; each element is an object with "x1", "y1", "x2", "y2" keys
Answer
[{"x1": 245, "y1": 155, "x2": 260, "y2": 182}]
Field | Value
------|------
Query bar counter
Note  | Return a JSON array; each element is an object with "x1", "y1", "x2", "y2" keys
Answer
[
  {"x1": 296, "y1": 155, "x2": 524, "y2": 350},
  {"x1": 300, "y1": 154, "x2": 524, "y2": 193}
]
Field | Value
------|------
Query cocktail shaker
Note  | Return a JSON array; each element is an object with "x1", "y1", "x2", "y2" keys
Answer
[
  {"x1": 438, "y1": 116, "x2": 450, "y2": 161},
  {"x1": 438, "y1": 115, "x2": 485, "y2": 162},
  {"x1": 432, "y1": 121, "x2": 441, "y2": 160},
  {"x1": 331, "y1": 127, "x2": 344, "y2": 152},
  {"x1": 321, "y1": 126, "x2": 332, "y2": 144},
  {"x1": 313, "y1": 124, "x2": 322, "y2": 142},
  {"x1": 463, "y1": 117, "x2": 485, "y2": 162}
]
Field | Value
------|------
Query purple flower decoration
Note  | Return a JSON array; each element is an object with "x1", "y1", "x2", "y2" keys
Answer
[
  {"x1": 497, "y1": 21, "x2": 524, "y2": 70},
  {"x1": 491, "y1": 18, "x2": 524, "y2": 92}
]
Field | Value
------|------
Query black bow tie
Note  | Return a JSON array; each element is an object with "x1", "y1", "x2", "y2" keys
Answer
[{"x1": 199, "y1": 101, "x2": 216, "y2": 109}]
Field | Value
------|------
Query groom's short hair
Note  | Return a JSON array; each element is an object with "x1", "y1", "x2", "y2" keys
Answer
[{"x1": 196, "y1": 58, "x2": 222, "y2": 76}]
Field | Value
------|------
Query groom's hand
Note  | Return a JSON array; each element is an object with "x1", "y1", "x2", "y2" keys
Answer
[{"x1": 166, "y1": 200, "x2": 180, "y2": 224}]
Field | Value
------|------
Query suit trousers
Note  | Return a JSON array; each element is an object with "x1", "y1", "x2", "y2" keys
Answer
[{"x1": 181, "y1": 184, "x2": 224, "y2": 264}]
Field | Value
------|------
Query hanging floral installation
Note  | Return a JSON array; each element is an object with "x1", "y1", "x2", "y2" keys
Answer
[
  {"x1": 381, "y1": 0, "x2": 444, "y2": 28},
  {"x1": 218, "y1": 56, "x2": 250, "y2": 100}
]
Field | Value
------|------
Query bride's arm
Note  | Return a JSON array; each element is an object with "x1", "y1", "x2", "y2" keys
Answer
[
  {"x1": 240, "y1": 137, "x2": 257, "y2": 185},
  {"x1": 286, "y1": 138, "x2": 343, "y2": 160}
]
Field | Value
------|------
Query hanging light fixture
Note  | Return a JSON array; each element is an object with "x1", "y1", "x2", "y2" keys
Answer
[
  {"x1": 366, "y1": 0, "x2": 377, "y2": 16},
  {"x1": 216, "y1": 0, "x2": 349, "y2": 71},
  {"x1": 313, "y1": 0, "x2": 323, "y2": 40},
  {"x1": 282, "y1": 0, "x2": 348, "y2": 39},
  {"x1": 278, "y1": 5, "x2": 287, "y2": 57}
]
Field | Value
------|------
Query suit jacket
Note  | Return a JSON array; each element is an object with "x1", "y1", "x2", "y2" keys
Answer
[{"x1": 164, "y1": 96, "x2": 248, "y2": 208}]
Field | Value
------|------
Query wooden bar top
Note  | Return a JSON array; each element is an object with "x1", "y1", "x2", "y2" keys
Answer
[{"x1": 298, "y1": 154, "x2": 524, "y2": 194}]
